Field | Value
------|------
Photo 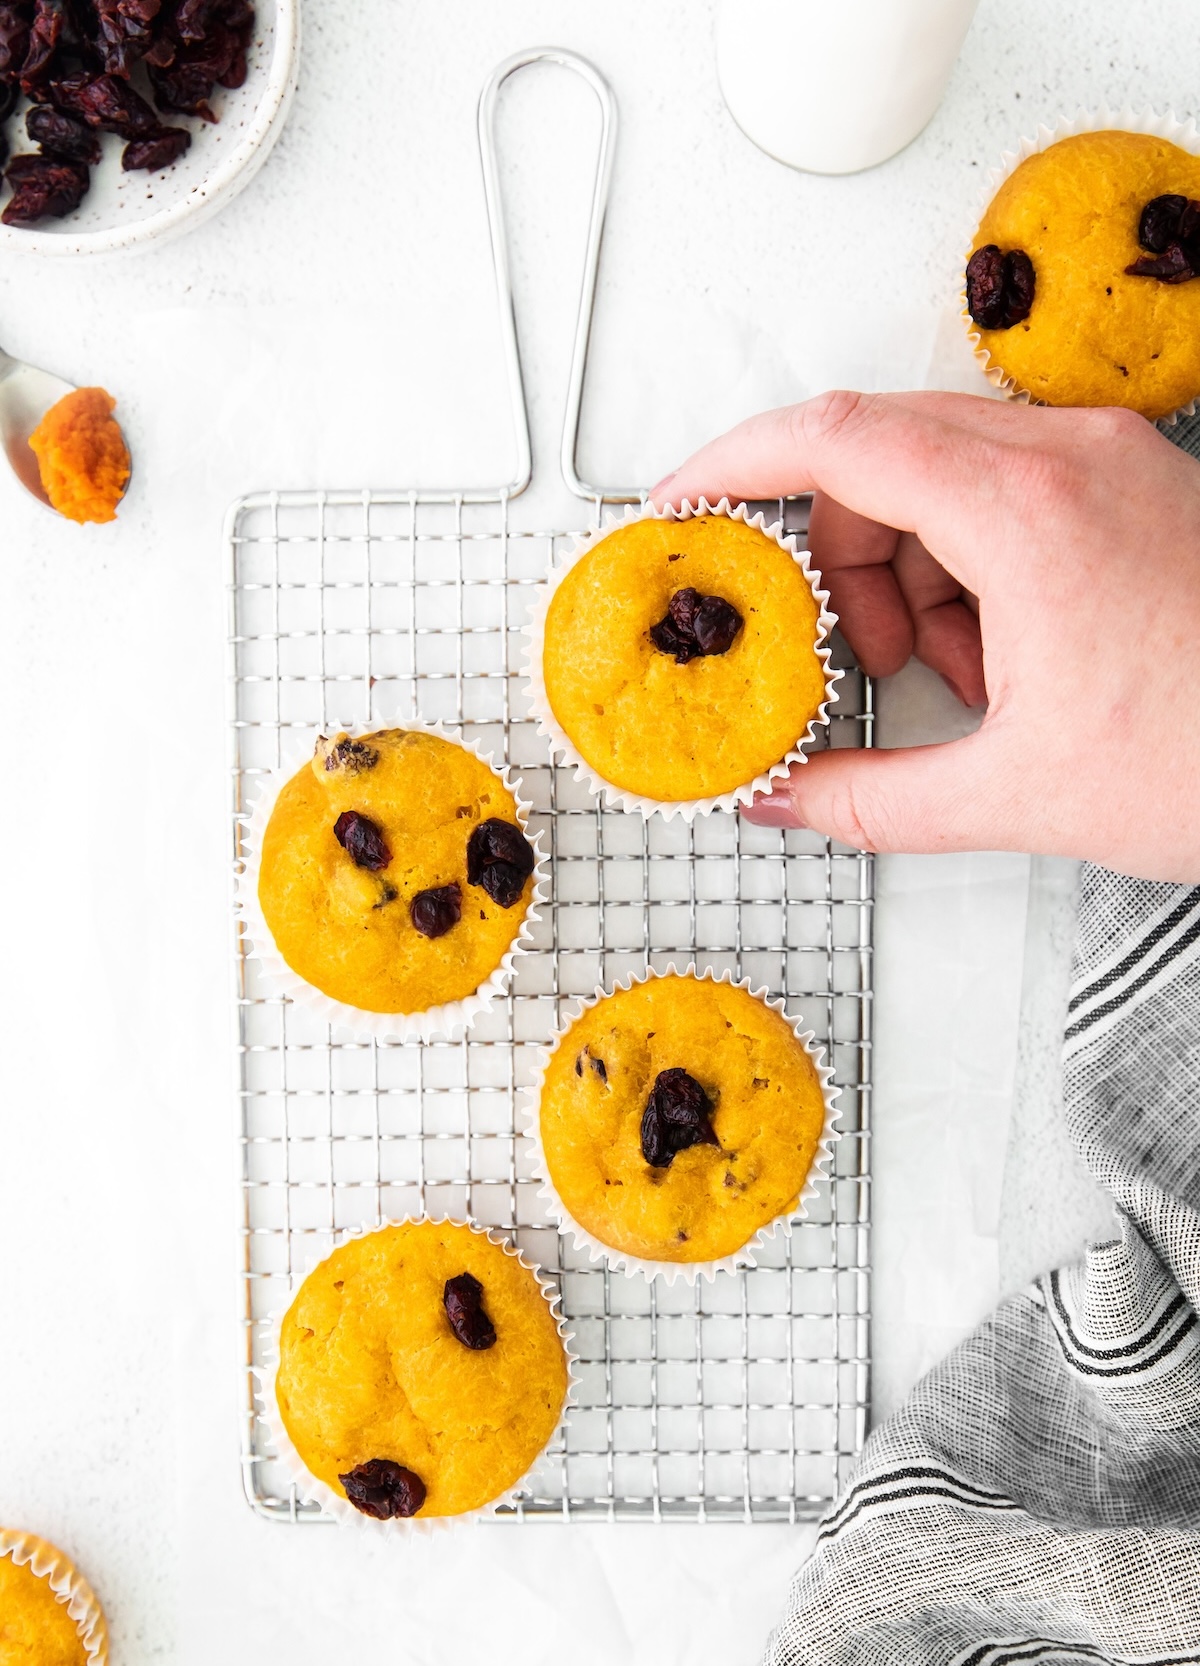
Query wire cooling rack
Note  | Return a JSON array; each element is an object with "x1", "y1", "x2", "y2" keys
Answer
[
  {"x1": 227, "y1": 47, "x2": 873, "y2": 1524},
  {"x1": 228, "y1": 487, "x2": 873, "y2": 1524}
]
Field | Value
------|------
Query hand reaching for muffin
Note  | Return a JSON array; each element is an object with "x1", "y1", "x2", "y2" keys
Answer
[{"x1": 652, "y1": 391, "x2": 1200, "y2": 882}]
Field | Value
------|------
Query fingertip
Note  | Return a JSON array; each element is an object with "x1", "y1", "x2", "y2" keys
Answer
[
  {"x1": 740, "y1": 787, "x2": 807, "y2": 829},
  {"x1": 940, "y1": 669, "x2": 988, "y2": 709}
]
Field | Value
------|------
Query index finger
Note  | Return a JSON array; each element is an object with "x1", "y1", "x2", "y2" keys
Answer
[{"x1": 651, "y1": 390, "x2": 1037, "y2": 593}]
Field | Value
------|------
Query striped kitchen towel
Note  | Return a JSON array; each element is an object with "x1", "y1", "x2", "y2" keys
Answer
[{"x1": 764, "y1": 853, "x2": 1200, "y2": 1655}]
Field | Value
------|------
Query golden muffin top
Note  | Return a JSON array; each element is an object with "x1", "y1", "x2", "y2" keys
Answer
[
  {"x1": 276, "y1": 1220, "x2": 569, "y2": 1520},
  {"x1": 967, "y1": 131, "x2": 1200, "y2": 419},
  {"x1": 0, "y1": 1550, "x2": 89, "y2": 1666},
  {"x1": 257, "y1": 729, "x2": 537, "y2": 1015},
  {"x1": 539, "y1": 515, "x2": 829, "y2": 804},
  {"x1": 536, "y1": 974, "x2": 830, "y2": 1265}
]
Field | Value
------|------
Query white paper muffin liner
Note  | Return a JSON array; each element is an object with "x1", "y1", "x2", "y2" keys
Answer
[
  {"x1": 521, "y1": 497, "x2": 841, "y2": 821},
  {"x1": 0, "y1": 1529, "x2": 108, "y2": 1664},
  {"x1": 523, "y1": 964, "x2": 841, "y2": 1285},
  {"x1": 961, "y1": 106, "x2": 1200, "y2": 427},
  {"x1": 235, "y1": 719, "x2": 548, "y2": 1044},
  {"x1": 256, "y1": 1216, "x2": 577, "y2": 1537}
]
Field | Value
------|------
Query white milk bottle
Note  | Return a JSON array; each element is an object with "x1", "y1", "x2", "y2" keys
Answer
[{"x1": 716, "y1": 0, "x2": 980, "y2": 175}]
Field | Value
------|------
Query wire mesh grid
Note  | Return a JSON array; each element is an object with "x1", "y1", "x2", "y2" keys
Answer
[{"x1": 228, "y1": 488, "x2": 873, "y2": 1524}]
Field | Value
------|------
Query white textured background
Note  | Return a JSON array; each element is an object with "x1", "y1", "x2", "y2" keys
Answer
[{"x1": 0, "y1": 2, "x2": 1179, "y2": 1661}]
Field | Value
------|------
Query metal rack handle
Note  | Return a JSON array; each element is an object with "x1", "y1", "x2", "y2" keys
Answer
[{"x1": 477, "y1": 47, "x2": 642, "y2": 505}]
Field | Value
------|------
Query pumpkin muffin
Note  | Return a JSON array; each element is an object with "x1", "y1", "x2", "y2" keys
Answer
[
  {"x1": 965, "y1": 130, "x2": 1200, "y2": 420},
  {"x1": 256, "y1": 728, "x2": 538, "y2": 1016},
  {"x1": 275, "y1": 1221, "x2": 569, "y2": 1520},
  {"x1": 534, "y1": 972, "x2": 832, "y2": 1269},
  {"x1": 0, "y1": 1533, "x2": 106, "y2": 1666},
  {"x1": 534, "y1": 512, "x2": 832, "y2": 805}
]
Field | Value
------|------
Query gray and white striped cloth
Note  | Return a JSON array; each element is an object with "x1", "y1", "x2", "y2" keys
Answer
[{"x1": 767, "y1": 411, "x2": 1200, "y2": 1665}]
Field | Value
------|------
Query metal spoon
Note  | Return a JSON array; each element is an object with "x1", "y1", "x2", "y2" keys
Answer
[{"x1": 0, "y1": 344, "x2": 130, "y2": 514}]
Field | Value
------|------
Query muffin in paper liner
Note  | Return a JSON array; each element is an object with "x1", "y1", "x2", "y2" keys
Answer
[
  {"x1": 521, "y1": 497, "x2": 841, "y2": 821},
  {"x1": 255, "y1": 1216, "x2": 578, "y2": 1536},
  {"x1": 234, "y1": 719, "x2": 547, "y2": 1044},
  {"x1": 0, "y1": 1529, "x2": 108, "y2": 1664},
  {"x1": 961, "y1": 107, "x2": 1200, "y2": 427},
  {"x1": 523, "y1": 964, "x2": 841, "y2": 1285}
]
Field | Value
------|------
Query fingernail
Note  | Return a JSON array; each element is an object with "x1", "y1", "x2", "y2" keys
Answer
[
  {"x1": 741, "y1": 789, "x2": 806, "y2": 829},
  {"x1": 649, "y1": 469, "x2": 677, "y2": 499}
]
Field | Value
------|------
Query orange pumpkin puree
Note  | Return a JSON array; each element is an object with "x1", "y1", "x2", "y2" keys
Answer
[{"x1": 29, "y1": 387, "x2": 130, "y2": 524}]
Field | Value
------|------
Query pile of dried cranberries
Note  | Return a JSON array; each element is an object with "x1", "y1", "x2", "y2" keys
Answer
[{"x1": 0, "y1": 0, "x2": 255, "y2": 226}]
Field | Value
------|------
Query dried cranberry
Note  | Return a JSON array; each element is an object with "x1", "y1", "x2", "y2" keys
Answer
[
  {"x1": 0, "y1": 78, "x2": 18, "y2": 125},
  {"x1": 1125, "y1": 197, "x2": 1200, "y2": 285},
  {"x1": 93, "y1": 0, "x2": 162, "y2": 77},
  {"x1": 965, "y1": 244, "x2": 1037, "y2": 329},
  {"x1": 338, "y1": 1458, "x2": 426, "y2": 1520},
  {"x1": 122, "y1": 124, "x2": 189, "y2": 168},
  {"x1": 315, "y1": 733, "x2": 378, "y2": 775},
  {"x1": 1, "y1": 151, "x2": 88, "y2": 222},
  {"x1": 333, "y1": 810, "x2": 391, "y2": 871},
  {"x1": 141, "y1": 29, "x2": 173, "y2": 64},
  {"x1": 173, "y1": 0, "x2": 217, "y2": 41},
  {"x1": 60, "y1": 0, "x2": 102, "y2": 56},
  {"x1": 1126, "y1": 244, "x2": 1196, "y2": 283},
  {"x1": 647, "y1": 612, "x2": 693, "y2": 662},
  {"x1": 640, "y1": 1067, "x2": 719, "y2": 1169},
  {"x1": 1004, "y1": 249, "x2": 1036, "y2": 321},
  {"x1": 466, "y1": 818, "x2": 535, "y2": 909},
  {"x1": 443, "y1": 1271, "x2": 497, "y2": 1351},
  {"x1": 692, "y1": 594, "x2": 743, "y2": 655},
  {"x1": 410, "y1": 881, "x2": 462, "y2": 940},
  {"x1": 148, "y1": 21, "x2": 240, "y2": 118},
  {"x1": 27, "y1": 104, "x2": 100, "y2": 161},
  {"x1": 147, "y1": 55, "x2": 212, "y2": 117},
  {"x1": 1139, "y1": 193, "x2": 1189, "y2": 252},
  {"x1": 574, "y1": 1048, "x2": 607, "y2": 1082},
  {"x1": 216, "y1": 34, "x2": 244, "y2": 86},
  {"x1": 667, "y1": 586, "x2": 700, "y2": 636},
  {"x1": 0, "y1": 3, "x2": 30, "y2": 80},
  {"x1": 650, "y1": 587, "x2": 744, "y2": 663},
  {"x1": 51, "y1": 69, "x2": 158, "y2": 133},
  {"x1": 19, "y1": 0, "x2": 63, "y2": 90},
  {"x1": 122, "y1": 0, "x2": 163, "y2": 26}
]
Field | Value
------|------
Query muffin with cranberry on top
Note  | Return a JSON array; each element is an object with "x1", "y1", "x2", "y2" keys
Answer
[
  {"x1": 964, "y1": 127, "x2": 1200, "y2": 420},
  {"x1": 525, "y1": 503, "x2": 837, "y2": 817},
  {"x1": 246, "y1": 725, "x2": 542, "y2": 1037},
  {"x1": 530, "y1": 969, "x2": 838, "y2": 1280},
  {"x1": 271, "y1": 1219, "x2": 571, "y2": 1527}
]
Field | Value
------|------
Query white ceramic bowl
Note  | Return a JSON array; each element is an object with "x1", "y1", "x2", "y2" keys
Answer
[{"x1": 0, "y1": 0, "x2": 299, "y2": 257}]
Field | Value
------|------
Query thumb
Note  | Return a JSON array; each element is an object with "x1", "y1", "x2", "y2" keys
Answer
[{"x1": 741, "y1": 734, "x2": 1012, "y2": 855}]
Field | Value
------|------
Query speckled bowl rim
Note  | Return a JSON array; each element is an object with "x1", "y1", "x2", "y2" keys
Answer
[
  {"x1": 521, "y1": 497, "x2": 841, "y2": 821},
  {"x1": 523, "y1": 963, "x2": 841, "y2": 1285},
  {"x1": 0, "y1": 0, "x2": 299, "y2": 257},
  {"x1": 256, "y1": 1216, "x2": 578, "y2": 1537},
  {"x1": 961, "y1": 106, "x2": 1200, "y2": 427},
  {"x1": 0, "y1": 1530, "x2": 108, "y2": 1664},
  {"x1": 234, "y1": 718, "x2": 548, "y2": 1044}
]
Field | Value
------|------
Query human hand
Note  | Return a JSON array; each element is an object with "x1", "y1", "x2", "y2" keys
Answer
[{"x1": 652, "y1": 392, "x2": 1200, "y2": 882}]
